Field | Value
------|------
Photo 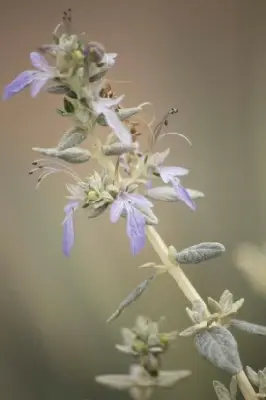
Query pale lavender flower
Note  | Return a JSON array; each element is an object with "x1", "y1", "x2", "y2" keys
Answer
[
  {"x1": 150, "y1": 149, "x2": 196, "y2": 211},
  {"x1": 62, "y1": 201, "x2": 79, "y2": 257},
  {"x1": 110, "y1": 193, "x2": 153, "y2": 255},
  {"x1": 3, "y1": 52, "x2": 56, "y2": 100},
  {"x1": 92, "y1": 94, "x2": 132, "y2": 145},
  {"x1": 157, "y1": 165, "x2": 196, "y2": 211}
]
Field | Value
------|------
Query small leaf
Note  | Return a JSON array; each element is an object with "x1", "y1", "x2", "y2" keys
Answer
[
  {"x1": 32, "y1": 147, "x2": 91, "y2": 164},
  {"x1": 47, "y1": 85, "x2": 70, "y2": 94},
  {"x1": 191, "y1": 299, "x2": 208, "y2": 323},
  {"x1": 213, "y1": 380, "x2": 231, "y2": 400},
  {"x1": 95, "y1": 374, "x2": 133, "y2": 390},
  {"x1": 231, "y1": 319, "x2": 266, "y2": 336},
  {"x1": 57, "y1": 128, "x2": 88, "y2": 151},
  {"x1": 246, "y1": 366, "x2": 260, "y2": 387},
  {"x1": 175, "y1": 242, "x2": 225, "y2": 264},
  {"x1": 64, "y1": 97, "x2": 75, "y2": 114},
  {"x1": 219, "y1": 290, "x2": 234, "y2": 313},
  {"x1": 157, "y1": 370, "x2": 191, "y2": 387},
  {"x1": 258, "y1": 370, "x2": 266, "y2": 394},
  {"x1": 194, "y1": 326, "x2": 243, "y2": 375},
  {"x1": 208, "y1": 297, "x2": 222, "y2": 313},
  {"x1": 179, "y1": 325, "x2": 201, "y2": 337},
  {"x1": 229, "y1": 376, "x2": 238, "y2": 400},
  {"x1": 107, "y1": 275, "x2": 156, "y2": 323},
  {"x1": 231, "y1": 298, "x2": 245, "y2": 313}
]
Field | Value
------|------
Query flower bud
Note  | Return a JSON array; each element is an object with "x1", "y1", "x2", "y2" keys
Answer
[
  {"x1": 102, "y1": 143, "x2": 138, "y2": 156},
  {"x1": 32, "y1": 147, "x2": 91, "y2": 164}
]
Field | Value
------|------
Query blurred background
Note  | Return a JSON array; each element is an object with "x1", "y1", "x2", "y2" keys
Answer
[{"x1": 0, "y1": 0, "x2": 266, "y2": 399}]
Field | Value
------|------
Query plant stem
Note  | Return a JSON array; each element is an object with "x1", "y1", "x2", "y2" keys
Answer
[{"x1": 146, "y1": 225, "x2": 257, "y2": 400}]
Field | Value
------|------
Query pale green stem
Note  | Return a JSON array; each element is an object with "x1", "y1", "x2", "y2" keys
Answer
[{"x1": 146, "y1": 225, "x2": 257, "y2": 400}]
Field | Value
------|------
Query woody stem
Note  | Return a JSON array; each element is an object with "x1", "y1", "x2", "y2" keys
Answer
[{"x1": 146, "y1": 225, "x2": 257, "y2": 400}]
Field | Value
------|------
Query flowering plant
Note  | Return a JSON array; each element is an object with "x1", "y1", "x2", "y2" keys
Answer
[{"x1": 4, "y1": 9, "x2": 266, "y2": 400}]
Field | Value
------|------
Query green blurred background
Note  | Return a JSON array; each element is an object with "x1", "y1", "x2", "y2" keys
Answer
[{"x1": 0, "y1": 0, "x2": 266, "y2": 399}]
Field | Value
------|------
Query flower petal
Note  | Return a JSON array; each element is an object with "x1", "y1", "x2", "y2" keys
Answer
[
  {"x1": 110, "y1": 198, "x2": 125, "y2": 223},
  {"x1": 171, "y1": 179, "x2": 196, "y2": 211},
  {"x1": 126, "y1": 193, "x2": 154, "y2": 209},
  {"x1": 158, "y1": 166, "x2": 189, "y2": 183},
  {"x1": 62, "y1": 201, "x2": 79, "y2": 257},
  {"x1": 125, "y1": 204, "x2": 146, "y2": 255},
  {"x1": 30, "y1": 74, "x2": 50, "y2": 97},
  {"x1": 3, "y1": 70, "x2": 37, "y2": 100},
  {"x1": 30, "y1": 52, "x2": 50, "y2": 71}
]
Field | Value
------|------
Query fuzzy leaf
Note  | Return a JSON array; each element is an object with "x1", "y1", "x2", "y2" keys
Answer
[
  {"x1": 213, "y1": 380, "x2": 231, "y2": 400},
  {"x1": 107, "y1": 275, "x2": 156, "y2": 323},
  {"x1": 95, "y1": 374, "x2": 133, "y2": 390},
  {"x1": 57, "y1": 128, "x2": 88, "y2": 151},
  {"x1": 175, "y1": 242, "x2": 225, "y2": 264},
  {"x1": 229, "y1": 376, "x2": 238, "y2": 400},
  {"x1": 63, "y1": 97, "x2": 75, "y2": 114},
  {"x1": 129, "y1": 387, "x2": 153, "y2": 400},
  {"x1": 156, "y1": 370, "x2": 191, "y2": 387},
  {"x1": 231, "y1": 319, "x2": 266, "y2": 336},
  {"x1": 219, "y1": 290, "x2": 234, "y2": 313},
  {"x1": 32, "y1": 147, "x2": 91, "y2": 164},
  {"x1": 246, "y1": 366, "x2": 260, "y2": 387},
  {"x1": 102, "y1": 143, "x2": 137, "y2": 156},
  {"x1": 208, "y1": 297, "x2": 222, "y2": 313},
  {"x1": 194, "y1": 326, "x2": 242, "y2": 375}
]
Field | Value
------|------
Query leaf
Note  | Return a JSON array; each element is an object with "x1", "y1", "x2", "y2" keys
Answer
[
  {"x1": 102, "y1": 143, "x2": 138, "y2": 156},
  {"x1": 156, "y1": 370, "x2": 191, "y2": 387},
  {"x1": 258, "y1": 370, "x2": 266, "y2": 394},
  {"x1": 191, "y1": 300, "x2": 208, "y2": 323},
  {"x1": 246, "y1": 366, "x2": 260, "y2": 387},
  {"x1": 194, "y1": 326, "x2": 243, "y2": 375},
  {"x1": 175, "y1": 242, "x2": 225, "y2": 264},
  {"x1": 107, "y1": 275, "x2": 156, "y2": 323},
  {"x1": 64, "y1": 97, "x2": 75, "y2": 114},
  {"x1": 179, "y1": 325, "x2": 202, "y2": 337},
  {"x1": 57, "y1": 128, "x2": 88, "y2": 151},
  {"x1": 231, "y1": 319, "x2": 266, "y2": 336},
  {"x1": 95, "y1": 374, "x2": 133, "y2": 390},
  {"x1": 208, "y1": 297, "x2": 222, "y2": 313},
  {"x1": 213, "y1": 380, "x2": 231, "y2": 400},
  {"x1": 229, "y1": 376, "x2": 238, "y2": 400},
  {"x1": 219, "y1": 290, "x2": 233, "y2": 313}
]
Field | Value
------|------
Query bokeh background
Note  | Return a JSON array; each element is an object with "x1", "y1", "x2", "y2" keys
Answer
[{"x1": 0, "y1": 0, "x2": 266, "y2": 399}]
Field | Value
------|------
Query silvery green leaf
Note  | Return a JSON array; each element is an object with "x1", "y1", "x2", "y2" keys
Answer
[
  {"x1": 32, "y1": 147, "x2": 91, "y2": 164},
  {"x1": 229, "y1": 376, "x2": 238, "y2": 400},
  {"x1": 194, "y1": 326, "x2": 242, "y2": 375},
  {"x1": 107, "y1": 275, "x2": 156, "y2": 323},
  {"x1": 121, "y1": 327, "x2": 136, "y2": 346},
  {"x1": 231, "y1": 319, "x2": 266, "y2": 336},
  {"x1": 115, "y1": 344, "x2": 137, "y2": 355},
  {"x1": 208, "y1": 297, "x2": 222, "y2": 313},
  {"x1": 258, "y1": 370, "x2": 266, "y2": 394},
  {"x1": 129, "y1": 387, "x2": 153, "y2": 400},
  {"x1": 156, "y1": 370, "x2": 191, "y2": 387},
  {"x1": 246, "y1": 366, "x2": 260, "y2": 387},
  {"x1": 47, "y1": 85, "x2": 70, "y2": 95},
  {"x1": 175, "y1": 242, "x2": 225, "y2": 264},
  {"x1": 146, "y1": 186, "x2": 204, "y2": 202},
  {"x1": 86, "y1": 203, "x2": 109, "y2": 218},
  {"x1": 231, "y1": 298, "x2": 245, "y2": 313},
  {"x1": 219, "y1": 290, "x2": 234, "y2": 313},
  {"x1": 191, "y1": 300, "x2": 208, "y2": 323},
  {"x1": 95, "y1": 374, "x2": 134, "y2": 390},
  {"x1": 186, "y1": 306, "x2": 198, "y2": 324},
  {"x1": 57, "y1": 128, "x2": 88, "y2": 150},
  {"x1": 213, "y1": 380, "x2": 231, "y2": 400},
  {"x1": 102, "y1": 142, "x2": 138, "y2": 156},
  {"x1": 179, "y1": 325, "x2": 202, "y2": 337}
]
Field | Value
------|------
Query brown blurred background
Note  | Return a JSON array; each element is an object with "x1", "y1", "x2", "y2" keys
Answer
[{"x1": 0, "y1": 0, "x2": 266, "y2": 399}]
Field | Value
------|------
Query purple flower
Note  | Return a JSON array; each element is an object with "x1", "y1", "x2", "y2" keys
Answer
[
  {"x1": 110, "y1": 193, "x2": 153, "y2": 255},
  {"x1": 62, "y1": 201, "x2": 79, "y2": 257},
  {"x1": 157, "y1": 166, "x2": 196, "y2": 210},
  {"x1": 3, "y1": 52, "x2": 55, "y2": 100},
  {"x1": 92, "y1": 94, "x2": 132, "y2": 146}
]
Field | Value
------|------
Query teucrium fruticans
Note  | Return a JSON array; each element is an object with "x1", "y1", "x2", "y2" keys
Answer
[{"x1": 4, "y1": 8, "x2": 265, "y2": 400}]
